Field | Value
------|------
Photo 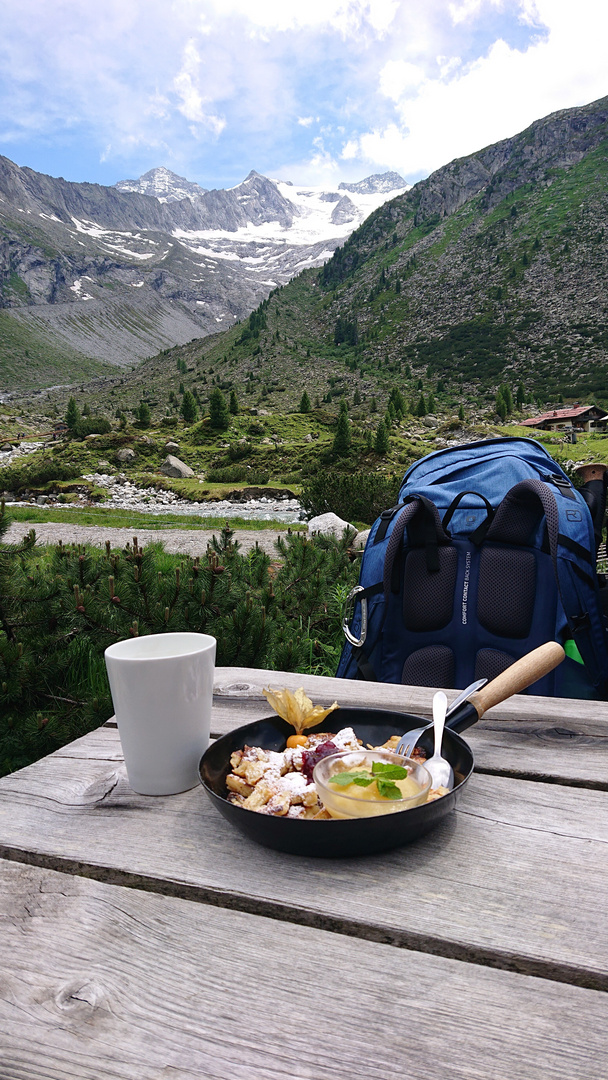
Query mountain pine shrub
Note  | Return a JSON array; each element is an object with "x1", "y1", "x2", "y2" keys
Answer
[
  {"x1": 0, "y1": 520, "x2": 358, "y2": 777},
  {"x1": 301, "y1": 469, "x2": 399, "y2": 524}
]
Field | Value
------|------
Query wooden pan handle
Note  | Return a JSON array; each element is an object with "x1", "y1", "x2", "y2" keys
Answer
[{"x1": 467, "y1": 641, "x2": 565, "y2": 720}]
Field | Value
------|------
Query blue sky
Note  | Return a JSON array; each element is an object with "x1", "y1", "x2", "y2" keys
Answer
[{"x1": 0, "y1": 1, "x2": 606, "y2": 191}]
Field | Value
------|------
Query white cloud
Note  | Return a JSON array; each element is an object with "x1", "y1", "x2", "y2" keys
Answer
[
  {"x1": 379, "y1": 60, "x2": 427, "y2": 101},
  {"x1": 343, "y1": 0, "x2": 608, "y2": 178},
  {"x1": 298, "y1": 116, "x2": 315, "y2": 127},
  {"x1": 201, "y1": 0, "x2": 399, "y2": 34},
  {"x1": 449, "y1": 0, "x2": 504, "y2": 26},
  {"x1": 173, "y1": 39, "x2": 225, "y2": 133}
]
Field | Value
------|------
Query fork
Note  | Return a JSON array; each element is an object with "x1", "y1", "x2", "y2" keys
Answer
[{"x1": 394, "y1": 678, "x2": 488, "y2": 758}]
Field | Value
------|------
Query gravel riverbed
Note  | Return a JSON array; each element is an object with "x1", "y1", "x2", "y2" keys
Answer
[{"x1": 3, "y1": 520, "x2": 288, "y2": 557}]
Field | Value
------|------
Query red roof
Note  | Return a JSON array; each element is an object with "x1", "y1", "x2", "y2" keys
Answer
[{"x1": 520, "y1": 406, "x2": 607, "y2": 427}]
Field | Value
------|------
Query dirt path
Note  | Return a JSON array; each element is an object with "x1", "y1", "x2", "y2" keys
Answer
[{"x1": 3, "y1": 521, "x2": 288, "y2": 557}]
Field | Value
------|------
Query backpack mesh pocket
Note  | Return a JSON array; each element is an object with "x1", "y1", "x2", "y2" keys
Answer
[
  {"x1": 477, "y1": 547, "x2": 536, "y2": 639},
  {"x1": 474, "y1": 648, "x2": 515, "y2": 682},
  {"x1": 402, "y1": 546, "x2": 458, "y2": 632},
  {"x1": 402, "y1": 645, "x2": 455, "y2": 687}
]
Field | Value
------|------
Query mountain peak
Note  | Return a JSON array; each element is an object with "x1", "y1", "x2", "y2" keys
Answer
[
  {"x1": 338, "y1": 172, "x2": 407, "y2": 195},
  {"x1": 114, "y1": 167, "x2": 207, "y2": 203}
]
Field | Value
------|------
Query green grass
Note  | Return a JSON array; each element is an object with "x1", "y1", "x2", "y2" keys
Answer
[{"x1": 6, "y1": 505, "x2": 306, "y2": 531}]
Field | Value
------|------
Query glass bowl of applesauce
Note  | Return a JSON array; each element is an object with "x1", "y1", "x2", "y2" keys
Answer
[{"x1": 313, "y1": 749, "x2": 432, "y2": 819}]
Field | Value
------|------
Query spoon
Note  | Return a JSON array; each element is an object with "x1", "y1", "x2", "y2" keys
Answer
[
  {"x1": 424, "y1": 691, "x2": 454, "y2": 791},
  {"x1": 394, "y1": 677, "x2": 487, "y2": 759}
]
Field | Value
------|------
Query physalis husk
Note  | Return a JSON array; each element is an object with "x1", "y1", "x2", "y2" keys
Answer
[{"x1": 262, "y1": 686, "x2": 339, "y2": 735}]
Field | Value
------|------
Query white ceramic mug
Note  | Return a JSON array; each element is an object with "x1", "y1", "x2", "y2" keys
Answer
[{"x1": 104, "y1": 632, "x2": 216, "y2": 796}]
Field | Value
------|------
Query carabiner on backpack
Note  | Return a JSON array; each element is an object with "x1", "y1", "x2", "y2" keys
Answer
[{"x1": 342, "y1": 585, "x2": 368, "y2": 647}]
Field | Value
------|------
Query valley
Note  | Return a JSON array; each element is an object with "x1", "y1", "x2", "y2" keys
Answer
[{"x1": 0, "y1": 161, "x2": 405, "y2": 388}]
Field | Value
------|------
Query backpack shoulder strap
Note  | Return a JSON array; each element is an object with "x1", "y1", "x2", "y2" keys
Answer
[
  {"x1": 487, "y1": 478, "x2": 608, "y2": 688},
  {"x1": 383, "y1": 495, "x2": 449, "y2": 599}
]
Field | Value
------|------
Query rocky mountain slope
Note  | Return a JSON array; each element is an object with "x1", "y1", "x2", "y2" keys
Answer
[
  {"x1": 76, "y1": 94, "x2": 608, "y2": 424},
  {"x1": 0, "y1": 160, "x2": 405, "y2": 391}
]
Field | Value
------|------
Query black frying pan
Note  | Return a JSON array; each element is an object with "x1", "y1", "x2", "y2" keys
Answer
[{"x1": 199, "y1": 642, "x2": 564, "y2": 858}]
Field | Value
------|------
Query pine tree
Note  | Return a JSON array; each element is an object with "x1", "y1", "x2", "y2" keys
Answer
[
  {"x1": 229, "y1": 390, "x2": 239, "y2": 415},
  {"x1": 427, "y1": 393, "x2": 435, "y2": 414},
  {"x1": 416, "y1": 394, "x2": 427, "y2": 417},
  {"x1": 517, "y1": 383, "x2": 525, "y2": 409},
  {"x1": 495, "y1": 391, "x2": 507, "y2": 421},
  {"x1": 353, "y1": 388, "x2": 362, "y2": 406},
  {"x1": 299, "y1": 391, "x2": 311, "y2": 413},
  {"x1": 458, "y1": 403, "x2": 465, "y2": 422},
  {"x1": 66, "y1": 397, "x2": 80, "y2": 430},
  {"x1": 137, "y1": 401, "x2": 151, "y2": 428},
  {"x1": 389, "y1": 387, "x2": 406, "y2": 417},
  {"x1": 332, "y1": 401, "x2": 351, "y2": 456},
  {"x1": 181, "y1": 390, "x2": 198, "y2": 424},
  {"x1": 500, "y1": 384, "x2": 514, "y2": 414},
  {"x1": 209, "y1": 388, "x2": 230, "y2": 430},
  {"x1": 374, "y1": 419, "x2": 389, "y2": 455}
]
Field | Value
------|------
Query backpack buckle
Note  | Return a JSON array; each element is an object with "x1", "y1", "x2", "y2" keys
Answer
[{"x1": 343, "y1": 585, "x2": 368, "y2": 647}]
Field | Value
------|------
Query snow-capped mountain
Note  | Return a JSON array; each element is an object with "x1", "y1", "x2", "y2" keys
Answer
[
  {"x1": 167, "y1": 169, "x2": 408, "y2": 281},
  {"x1": 338, "y1": 171, "x2": 409, "y2": 195},
  {"x1": 115, "y1": 167, "x2": 208, "y2": 203},
  {"x1": 0, "y1": 156, "x2": 408, "y2": 381}
]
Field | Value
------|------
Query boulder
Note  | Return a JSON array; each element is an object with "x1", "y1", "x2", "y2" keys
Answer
[
  {"x1": 308, "y1": 512, "x2": 357, "y2": 541},
  {"x1": 423, "y1": 415, "x2": 439, "y2": 428},
  {"x1": 0, "y1": 442, "x2": 13, "y2": 451},
  {"x1": 164, "y1": 440, "x2": 180, "y2": 453},
  {"x1": 116, "y1": 447, "x2": 136, "y2": 463},
  {"x1": 160, "y1": 454, "x2": 194, "y2": 478},
  {"x1": 304, "y1": 433, "x2": 313, "y2": 442},
  {"x1": 352, "y1": 528, "x2": 371, "y2": 550},
  {"x1": 139, "y1": 436, "x2": 155, "y2": 446}
]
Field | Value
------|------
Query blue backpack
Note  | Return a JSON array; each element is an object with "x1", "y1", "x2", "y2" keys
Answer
[{"x1": 337, "y1": 437, "x2": 608, "y2": 698}]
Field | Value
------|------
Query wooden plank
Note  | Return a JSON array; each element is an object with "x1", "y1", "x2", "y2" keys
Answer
[
  {"x1": 1, "y1": 726, "x2": 607, "y2": 988},
  {"x1": 1, "y1": 858, "x2": 606, "y2": 1080},
  {"x1": 212, "y1": 666, "x2": 608, "y2": 725},
  {"x1": 206, "y1": 669, "x2": 608, "y2": 786}
]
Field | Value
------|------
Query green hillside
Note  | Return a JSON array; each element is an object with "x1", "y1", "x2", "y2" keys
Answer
[{"x1": 0, "y1": 312, "x2": 116, "y2": 394}]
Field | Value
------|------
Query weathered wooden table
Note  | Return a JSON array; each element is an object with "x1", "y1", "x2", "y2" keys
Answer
[{"x1": 1, "y1": 668, "x2": 607, "y2": 1079}]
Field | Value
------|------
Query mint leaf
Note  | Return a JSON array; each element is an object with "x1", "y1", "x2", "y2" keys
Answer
[
  {"x1": 371, "y1": 761, "x2": 409, "y2": 780},
  {"x1": 376, "y1": 779, "x2": 402, "y2": 799},
  {"x1": 329, "y1": 770, "x2": 373, "y2": 787}
]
